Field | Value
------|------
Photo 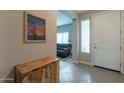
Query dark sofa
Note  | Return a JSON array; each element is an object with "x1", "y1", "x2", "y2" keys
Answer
[{"x1": 57, "y1": 43, "x2": 72, "y2": 58}]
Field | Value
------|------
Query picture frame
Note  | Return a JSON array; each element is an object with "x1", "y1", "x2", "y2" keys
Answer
[{"x1": 24, "y1": 12, "x2": 46, "y2": 43}]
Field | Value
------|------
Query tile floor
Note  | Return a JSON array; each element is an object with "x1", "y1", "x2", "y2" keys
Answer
[{"x1": 60, "y1": 58, "x2": 124, "y2": 83}]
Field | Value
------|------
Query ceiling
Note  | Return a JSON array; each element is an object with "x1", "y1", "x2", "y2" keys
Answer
[
  {"x1": 57, "y1": 11, "x2": 73, "y2": 26},
  {"x1": 57, "y1": 10, "x2": 90, "y2": 26}
]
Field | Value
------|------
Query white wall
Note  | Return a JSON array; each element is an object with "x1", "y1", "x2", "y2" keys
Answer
[
  {"x1": 0, "y1": 10, "x2": 57, "y2": 82},
  {"x1": 72, "y1": 19, "x2": 80, "y2": 63}
]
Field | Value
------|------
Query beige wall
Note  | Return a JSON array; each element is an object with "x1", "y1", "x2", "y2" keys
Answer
[
  {"x1": 0, "y1": 10, "x2": 57, "y2": 82},
  {"x1": 79, "y1": 10, "x2": 106, "y2": 63},
  {"x1": 122, "y1": 11, "x2": 124, "y2": 73}
]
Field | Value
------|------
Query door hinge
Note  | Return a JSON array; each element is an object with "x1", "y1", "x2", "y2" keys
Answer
[
  {"x1": 120, "y1": 46, "x2": 122, "y2": 50},
  {"x1": 120, "y1": 63, "x2": 121, "y2": 67}
]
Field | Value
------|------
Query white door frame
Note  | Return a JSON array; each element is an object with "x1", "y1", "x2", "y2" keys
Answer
[
  {"x1": 91, "y1": 10, "x2": 124, "y2": 73},
  {"x1": 63, "y1": 10, "x2": 79, "y2": 63}
]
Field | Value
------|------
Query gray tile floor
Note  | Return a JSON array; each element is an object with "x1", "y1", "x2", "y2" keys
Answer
[{"x1": 60, "y1": 58, "x2": 124, "y2": 83}]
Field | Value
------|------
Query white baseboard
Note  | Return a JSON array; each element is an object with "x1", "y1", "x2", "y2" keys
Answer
[
  {"x1": 69, "y1": 59, "x2": 93, "y2": 67},
  {"x1": 121, "y1": 70, "x2": 124, "y2": 74},
  {"x1": 70, "y1": 58, "x2": 79, "y2": 64},
  {"x1": 79, "y1": 61, "x2": 93, "y2": 66}
]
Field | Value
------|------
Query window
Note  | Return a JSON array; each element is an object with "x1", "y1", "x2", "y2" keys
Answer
[
  {"x1": 57, "y1": 32, "x2": 69, "y2": 44},
  {"x1": 81, "y1": 19, "x2": 90, "y2": 53}
]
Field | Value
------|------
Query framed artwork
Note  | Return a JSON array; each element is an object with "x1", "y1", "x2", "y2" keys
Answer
[{"x1": 24, "y1": 12, "x2": 46, "y2": 43}]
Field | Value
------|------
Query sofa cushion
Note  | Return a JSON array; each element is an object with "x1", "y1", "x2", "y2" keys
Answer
[{"x1": 57, "y1": 43, "x2": 72, "y2": 58}]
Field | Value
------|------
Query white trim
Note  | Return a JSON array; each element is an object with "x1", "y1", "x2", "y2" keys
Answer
[
  {"x1": 79, "y1": 61, "x2": 93, "y2": 66},
  {"x1": 70, "y1": 58, "x2": 79, "y2": 64},
  {"x1": 91, "y1": 11, "x2": 95, "y2": 67}
]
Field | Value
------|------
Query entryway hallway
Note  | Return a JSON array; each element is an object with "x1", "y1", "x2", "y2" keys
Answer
[{"x1": 60, "y1": 58, "x2": 124, "y2": 83}]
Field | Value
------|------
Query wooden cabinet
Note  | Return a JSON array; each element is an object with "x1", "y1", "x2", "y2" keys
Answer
[{"x1": 15, "y1": 56, "x2": 59, "y2": 83}]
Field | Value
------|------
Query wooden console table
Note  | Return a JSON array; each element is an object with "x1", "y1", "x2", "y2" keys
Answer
[{"x1": 15, "y1": 56, "x2": 59, "y2": 83}]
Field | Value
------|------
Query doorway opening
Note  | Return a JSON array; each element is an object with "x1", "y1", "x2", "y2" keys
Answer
[{"x1": 56, "y1": 11, "x2": 73, "y2": 58}]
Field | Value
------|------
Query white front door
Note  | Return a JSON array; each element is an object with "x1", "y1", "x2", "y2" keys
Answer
[{"x1": 92, "y1": 11, "x2": 121, "y2": 71}]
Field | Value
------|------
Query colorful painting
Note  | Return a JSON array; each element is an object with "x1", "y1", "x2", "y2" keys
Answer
[{"x1": 24, "y1": 12, "x2": 46, "y2": 43}]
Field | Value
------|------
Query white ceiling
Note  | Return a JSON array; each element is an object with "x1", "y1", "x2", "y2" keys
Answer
[{"x1": 57, "y1": 11, "x2": 73, "y2": 26}]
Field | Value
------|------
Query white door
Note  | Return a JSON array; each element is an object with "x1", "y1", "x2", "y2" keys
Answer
[{"x1": 92, "y1": 11, "x2": 121, "y2": 71}]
